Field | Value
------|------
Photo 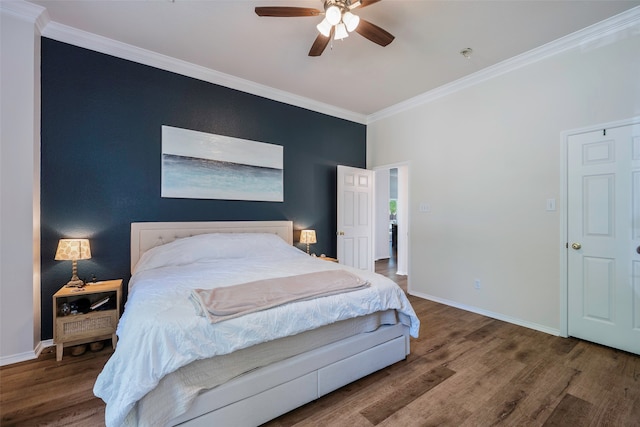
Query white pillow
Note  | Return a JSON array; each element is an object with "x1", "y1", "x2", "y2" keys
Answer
[{"x1": 134, "y1": 232, "x2": 302, "y2": 274}]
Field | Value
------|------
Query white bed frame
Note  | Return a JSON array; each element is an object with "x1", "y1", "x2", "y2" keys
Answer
[{"x1": 130, "y1": 221, "x2": 410, "y2": 427}]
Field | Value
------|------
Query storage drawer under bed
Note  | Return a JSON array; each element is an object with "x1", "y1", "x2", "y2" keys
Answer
[{"x1": 172, "y1": 324, "x2": 408, "y2": 426}]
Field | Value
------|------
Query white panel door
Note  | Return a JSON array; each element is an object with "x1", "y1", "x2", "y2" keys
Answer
[
  {"x1": 567, "y1": 123, "x2": 640, "y2": 354},
  {"x1": 337, "y1": 165, "x2": 374, "y2": 271}
]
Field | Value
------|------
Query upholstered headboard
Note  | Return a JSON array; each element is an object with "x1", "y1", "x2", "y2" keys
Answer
[{"x1": 130, "y1": 221, "x2": 294, "y2": 273}]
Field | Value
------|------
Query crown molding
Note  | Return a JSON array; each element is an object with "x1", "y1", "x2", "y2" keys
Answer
[
  {"x1": 367, "y1": 6, "x2": 640, "y2": 124},
  {"x1": 11, "y1": 1, "x2": 639, "y2": 127},
  {"x1": 40, "y1": 21, "x2": 367, "y2": 125},
  {"x1": 0, "y1": 0, "x2": 49, "y2": 32}
]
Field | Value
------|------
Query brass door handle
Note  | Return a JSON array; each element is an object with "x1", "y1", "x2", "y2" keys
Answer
[
  {"x1": 571, "y1": 243, "x2": 582, "y2": 250},
  {"x1": 338, "y1": 231, "x2": 345, "y2": 236}
]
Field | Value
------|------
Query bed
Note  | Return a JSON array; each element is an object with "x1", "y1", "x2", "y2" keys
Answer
[{"x1": 94, "y1": 220, "x2": 419, "y2": 427}]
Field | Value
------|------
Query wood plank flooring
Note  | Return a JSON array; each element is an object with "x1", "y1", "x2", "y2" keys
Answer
[{"x1": 1, "y1": 258, "x2": 638, "y2": 426}]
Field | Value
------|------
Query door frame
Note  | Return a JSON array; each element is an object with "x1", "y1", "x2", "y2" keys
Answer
[
  {"x1": 560, "y1": 116, "x2": 640, "y2": 338},
  {"x1": 373, "y1": 162, "x2": 410, "y2": 277}
]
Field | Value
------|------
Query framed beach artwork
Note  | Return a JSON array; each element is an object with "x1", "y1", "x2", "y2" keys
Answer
[{"x1": 161, "y1": 125, "x2": 283, "y2": 202}]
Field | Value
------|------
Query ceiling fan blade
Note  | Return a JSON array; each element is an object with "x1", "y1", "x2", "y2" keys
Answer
[
  {"x1": 355, "y1": 19, "x2": 394, "y2": 47},
  {"x1": 350, "y1": 0, "x2": 382, "y2": 10},
  {"x1": 255, "y1": 7, "x2": 321, "y2": 17},
  {"x1": 309, "y1": 28, "x2": 333, "y2": 57}
]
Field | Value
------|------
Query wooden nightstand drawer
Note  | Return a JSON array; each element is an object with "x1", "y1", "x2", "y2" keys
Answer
[{"x1": 56, "y1": 309, "x2": 118, "y2": 342}]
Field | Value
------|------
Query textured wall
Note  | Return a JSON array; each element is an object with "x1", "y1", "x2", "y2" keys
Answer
[{"x1": 40, "y1": 38, "x2": 365, "y2": 339}]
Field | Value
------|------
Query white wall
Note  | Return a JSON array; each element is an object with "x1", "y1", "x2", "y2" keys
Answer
[
  {"x1": 0, "y1": 4, "x2": 43, "y2": 364},
  {"x1": 367, "y1": 23, "x2": 640, "y2": 333}
]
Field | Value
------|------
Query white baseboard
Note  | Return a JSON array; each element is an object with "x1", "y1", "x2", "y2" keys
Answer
[
  {"x1": 409, "y1": 290, "x2": 560, "y2": 337},
  {"x1": 0, "y1": 349, "x2": 37, "y2": 366},
  {"x1": 39, "y1": 339, "x2": 54, "y2": 352},
  {"x1": 0, "y1": 339, "x2": 53, "y2": 366}
]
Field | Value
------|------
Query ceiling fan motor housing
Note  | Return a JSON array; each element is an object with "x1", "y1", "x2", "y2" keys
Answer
[{"x1": 324, "y1": 0, "x2": 360, "y2": 13}]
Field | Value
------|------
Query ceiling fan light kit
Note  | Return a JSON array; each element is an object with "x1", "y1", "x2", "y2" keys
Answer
[
  {"x1": 255, "y1": 0, "x2": 394, "y2": 57},
  {"x1": 334, "y1": 22, "x2": 349, "y2": 40},
  {"x1": 342, "y1": 12, "x2": 360, "y2": 32},
  {"x1": 325, "y1": 4, "x2": 342, "y2": 25},
  {"x1": 317, "y1": 18, "x2": 333, "y2": 37}
]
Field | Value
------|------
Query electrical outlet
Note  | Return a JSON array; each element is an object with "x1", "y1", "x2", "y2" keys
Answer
[{"x1": 474, "y1": 279, "x2": 481, "y2": 290}]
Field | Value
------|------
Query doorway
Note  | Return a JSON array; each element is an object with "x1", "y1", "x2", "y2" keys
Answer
[{"x1": 374, "y1": 163, "x2": 409, "y2": 279}]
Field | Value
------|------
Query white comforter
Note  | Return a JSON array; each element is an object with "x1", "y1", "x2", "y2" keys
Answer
[{"x1": 94, "y1": 233, "x2": 419, "y2": 427}]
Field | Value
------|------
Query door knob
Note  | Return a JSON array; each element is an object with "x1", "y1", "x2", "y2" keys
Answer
[
  {"x1": 637, "y1": 246, "x2": 640, "y2": 254},
  {"x1": 338, "y1": 231, "x2": 345, "y2": 236},
  {"x1": 571, "y1": 243, "x2": 582, "y2": 250}
]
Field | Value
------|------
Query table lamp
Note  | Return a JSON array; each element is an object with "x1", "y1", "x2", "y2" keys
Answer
[
  {"x1": 55, "y1": 238, "x2": 91, "y2": 287},
  {"x1": 299, "y1": 230, "x2": 317, "y2": 255}
]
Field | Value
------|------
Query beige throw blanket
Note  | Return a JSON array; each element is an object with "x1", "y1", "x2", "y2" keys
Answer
[{"x1": 190, "y1": 270, "x2": 370, "y2": 323}]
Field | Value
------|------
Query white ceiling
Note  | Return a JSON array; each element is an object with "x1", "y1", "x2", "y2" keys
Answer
[{"x1": 27, "y1": 0, "x2": 640, "y2": 119}]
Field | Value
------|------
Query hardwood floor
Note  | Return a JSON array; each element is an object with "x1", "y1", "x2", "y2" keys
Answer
[
  {"x1": 0, "y1": 344, "x2": 111, "y2": 426},
  {"x1": 375, "y1": 251, "x2": 407, "y2": 294},
  {"x1": 2, "y1": 260, "x2": 638, "y2": 426},
  {"x1": 265, "y1": 259, "x2": 640, "y2": 426}
]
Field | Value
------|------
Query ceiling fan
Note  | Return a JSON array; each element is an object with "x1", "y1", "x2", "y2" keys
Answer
[{"x1": 255, "y1": 0, "x2": 394, "y2": 57}]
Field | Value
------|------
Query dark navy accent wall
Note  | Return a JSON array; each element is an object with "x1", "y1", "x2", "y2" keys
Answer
[{"x1": 40, "y1": 38, "x2": 366, "y2": 340}]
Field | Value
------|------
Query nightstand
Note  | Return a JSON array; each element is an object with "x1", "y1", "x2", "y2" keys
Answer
[
  {"x1": 52, "y1": 279, "x2": 122, "y2": 361},
  {"x1": 318, "y1": 255, "x2": 338, "y2": 263}
]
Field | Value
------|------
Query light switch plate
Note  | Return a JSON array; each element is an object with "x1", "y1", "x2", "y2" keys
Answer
[{"x1": 546, "y1": 198, "x2": 556, "y2": 211}]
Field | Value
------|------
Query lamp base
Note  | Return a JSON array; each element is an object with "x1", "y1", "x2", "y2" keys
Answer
[
  {"x1": 65, "y1": 263, "x2": 85, "y2": 287},
  {"x1": 65, "y1": 278, "x2": 85, "y2": 288}
]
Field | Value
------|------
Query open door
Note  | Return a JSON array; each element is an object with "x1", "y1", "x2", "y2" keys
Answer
[{"x1": 337, "y1": 165, "x2": 374, "y2": 271}]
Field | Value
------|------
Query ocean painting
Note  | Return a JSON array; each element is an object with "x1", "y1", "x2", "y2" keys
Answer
[{"x1": 161, "y1": 126, "x2": 283, "y2": 201}]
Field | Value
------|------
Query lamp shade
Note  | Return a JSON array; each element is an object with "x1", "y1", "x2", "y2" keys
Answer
[
  {"x1": 316, "y1": 18, "x2": 332, "y2": 37},
  {"x1": 299, "y1": 230, "x2": 317, "y2": 245},
  {"x1": 334, "y1": 22, "x2": 349, "y2": 40},
  {"x1": 325, "y1": 5, "x2": 341, "y2": 25},
  {"x1": 342, "y1": 11, "x2": 360, "y2": 32},
  {"x1": 55, "y1": 239, "x2": 91, "y2": 261}
]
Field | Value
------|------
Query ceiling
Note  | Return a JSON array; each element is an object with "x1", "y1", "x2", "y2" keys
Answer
[{"x1": 27, "y1": 0, "x2": 640, "y2": 119}]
